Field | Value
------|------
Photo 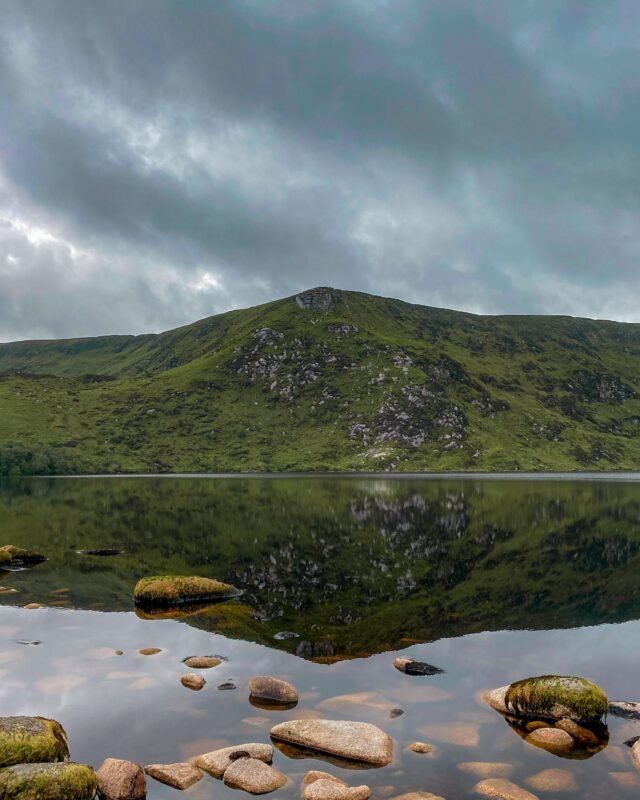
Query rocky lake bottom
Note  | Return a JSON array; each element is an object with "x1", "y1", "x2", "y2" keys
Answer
[{"x1": 2, "y1": 475, "x2": 640, "y2": 798}]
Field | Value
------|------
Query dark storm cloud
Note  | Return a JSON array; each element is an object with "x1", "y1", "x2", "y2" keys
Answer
[{"x1": 1, "y1": 0, "x2": 640, "y2": 340}]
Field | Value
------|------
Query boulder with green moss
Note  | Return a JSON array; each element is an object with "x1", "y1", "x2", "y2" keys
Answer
[
  {"x1": 0, "y1": 717, "x2": 69, "y2": 768},
  {"x1": 0, "y1": 546, "x2": 46, "y2": 568},
  {"x1": 485, "y1": 675, "x2": 608, "y2": 724},
  {"x1": 0, "y1": 762, "x2": 97, "y2": 799},
  {"x1": 133, "y1": 575, "x2": 240, "y2": 607}
]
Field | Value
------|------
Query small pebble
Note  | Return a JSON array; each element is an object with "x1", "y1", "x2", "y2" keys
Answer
[
  {"x1": 408, "y1": 742, "x2": 432, "y2": 754},
  {"x1": 389, "y1": 708, "x2": 404, "y2": 719},
  {"x1": 218, "y1": 680, "x2": 237, "y2": 690},
  {"x1": 139, "y1": 648, "x2": 162, "y2": 656}
]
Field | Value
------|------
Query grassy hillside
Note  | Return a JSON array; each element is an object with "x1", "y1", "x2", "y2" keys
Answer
[{"x1": 2, "y1": 286, "x2": 640, "y2": 473}]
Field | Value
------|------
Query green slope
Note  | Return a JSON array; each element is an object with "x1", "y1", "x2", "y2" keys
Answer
[{"x1": 2, "y1": 286, "x2": 640, "y2": 474}]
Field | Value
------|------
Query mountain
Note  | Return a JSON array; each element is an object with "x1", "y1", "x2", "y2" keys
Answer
[{"x1": 2, "y1": 286, "x2": 640, "y2": 474}]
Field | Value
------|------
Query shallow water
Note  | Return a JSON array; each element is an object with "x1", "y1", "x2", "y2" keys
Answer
[{"x1": 1, "y1": 476, "x2": 640, "y2": 798}]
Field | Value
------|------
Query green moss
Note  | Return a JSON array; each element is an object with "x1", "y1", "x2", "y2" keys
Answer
[
  {"x1": 505, "y1": 675, "x2": 608, "y2": 723},
  {"x1": 0, "y1": 545, "x2": 46, "y2": 566},
  {"x1": 133, "y1": 575, "x2": 240, "y2": 607},
  {"x1": 0, "y1": 717, "x2": 69, "y2": 768},
  {"x1": 0, "y1": 762, "x2": 97, "y2": 800}
]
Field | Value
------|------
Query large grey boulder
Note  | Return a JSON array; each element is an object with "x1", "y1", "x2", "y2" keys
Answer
[{"x1": 270, "y1": 720, "x2": 393, "y2": 766}]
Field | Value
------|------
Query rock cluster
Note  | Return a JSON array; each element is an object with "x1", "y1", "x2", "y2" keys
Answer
[{"x1": 190, "y1": 742, "x2": 285, "y2": 794}]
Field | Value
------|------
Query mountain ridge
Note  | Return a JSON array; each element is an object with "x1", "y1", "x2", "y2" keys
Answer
[{"x1": 2, "y1": 286, "x2": 640, "y2": 474}]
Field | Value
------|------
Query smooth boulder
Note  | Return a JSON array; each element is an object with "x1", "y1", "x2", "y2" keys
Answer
[
  {"x1": 249, "y1": 676, "x2": 299, "y2": 707},
  {"x1": 133, "y1": 575, "x2": 240, "y2": 606},
  {"x1": 0, "y1": 762, "x2": 97, "y2": 800},
  {"x1": 97, "y1": 758, "x2": 146, "y2": 800},
  {"x1": 487, "y1": 676, "x2": 607, "y2": 724},
  {"x1": 181, "y1": 673, "x2": 206, "y2": 691},
  {"x1": 270, "y1": 720, "x2": 393, "y2": 766},
  {"x1": 0, "y1": 716, "x2": 69, "y2": 767},
  {"x1": 192, "y1": 743, "x2": 273, "y2": 778},
  {"x1": 223, "y1": 757, "x2": 287, "y2": 794}
]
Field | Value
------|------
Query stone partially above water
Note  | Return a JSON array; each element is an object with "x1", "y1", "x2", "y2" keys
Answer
[
  {"x1": 0, "y1": 545, "x2": 46, "y2": 568},
  {"x1": 249, "y1": 676, "x2": 299, "y2": 707},
  {"x1": 610, "y1": 700, "x2": 640, "y2": 720},
  {"x1": 223, "y1": 757, "x2": 287, "y2": 794},
  {"x1": 0, "y1": 762, "x2": 97, "y2": 800},
  {"x1": 192, "y1": 743, "x2": 273, "y2": 778},
  {"x1": 145, "y1": 762, "x2": 203, "y2": 790},
  {"x1": 97, "y1": 758, "x2": 146, "y2": 800},
  {"x1": 473, "y1": 778, "x2": 539, "y2": 800},
  {"x1": 181, "y1": 673, "x2": 206, "y2": 691},
  {"x1": 0, "y1": 716, "x2": 69, "y2": 767},
  {"x1": 270, "y1": 720, "x2": 393, "y2": 766},
  {"x1": 301, "y1": 770, "x2": 371, "y2": 800},
  {"x1": 393, "y1": 657, "x2": 444, "y2": 676},
  {"x1": 485, "y1": 676, "x2": 608, "y2": 724},
  {"x1": 525, "y1": 768, "x2": 577, "y2": 792},
  {"x1": 525, "y1": 727, "x2": 575, "y2": 757},
  {"x1": 184, "y1": 655, "x2": 222, "y2": 669},
  {"x1": 133, "y1": 575, "x2": 240, "y2": 607}
]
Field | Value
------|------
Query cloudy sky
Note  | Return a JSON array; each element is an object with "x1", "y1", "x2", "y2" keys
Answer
[{"x1": 1, "y1": 0, "x2": 639, "y2": 341}]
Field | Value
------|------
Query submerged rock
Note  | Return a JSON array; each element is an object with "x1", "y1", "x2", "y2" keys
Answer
[
  {"x1": 0, "y1": 716, "x2": 69, "y2": 767},
  {"x1": 270, "y1": 720, "x2": 393, "y2": 766},
  {"x1": 192, "y1": 743, "x2": 273, "y2": 778},
  {"x1": 181, "y1": 673, "x2": 206, "y2": 691},
  {"x1": 390, "y1": 794, "x2": 446, "y2": 800},
  {"x1": 393, "y1": 657, "x2": 444, "y2": 676},
  {"x1": 302, "y1": 771, "x2": 371, "y2": 800},
  {"x1": 76, "y1": 549, "x2": 124, "y2": 556},
  {"x1": 249, "y1": 676, "x2": 299, "y2": 707},
  {"x1": 144, "y1": 762, "x2": 203, "y2": 790},
  {"x1": 487, "y1": 676, "x2": 608, "y2": 724},
  {"x1": 502, "y1": 715, "x2": 607, "y2": 760},
  {"x1": 630, "y1": 739, "x2": 640, "y2": 772},
  {"x1": 458, "y1": 763, "x2": 513, "y2": 778},
  {"x1": 525, "y1": 727, "x2": 575, "y2": 757},
  {"x1": 525, "y1": 768, "x2": 577, "y2": 792},
  {"x1": 97, "y1": 758, "x2": 146, "y2": 800},
  {"x1": 473, "y1": 778, "x2": 538, "y2": 799},
  {"x1": 0, "y1": 545, "x2": 46, "y2": 568},
  {"x1": 133, "y1": 575, "x2": 240, "y2": 607},
  {"x1": 223, "y1": 757, "x2": 287, "y2": 794},
  {"x1": 408, "y1": 742, "x2": 432, "y2": 754},
  {"x1": 0, "y1": 762, "x2": 97, "y2": 800},
  {"x1": 183, "y1": 655, "x2": 222, "y2": 669}
]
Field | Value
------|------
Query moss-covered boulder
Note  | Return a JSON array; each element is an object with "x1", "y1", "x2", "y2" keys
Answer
[
  {"x1": 0, "y1": 762, "x2": 97, "y2": 799},
  {"x1": 488, "y1": 676, "x2": 608, "y2": 724},
  {"x1": 133, "y1": 575, "x2": 240, "y2": 607},
  {"x1": 0, "y1": 717, "x2": 69, "y2": 768},
  {"x1": 0, "y1": 546, "x2": 46, "y2": 568}
]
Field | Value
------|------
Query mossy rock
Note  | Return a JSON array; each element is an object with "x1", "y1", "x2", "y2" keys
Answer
[
  {"x1": 0, "y1": 717, "x2": 69, "y2": 768},
  {"x1": 0, "y1": 545, "x2": 46, "y2": 567},
  {"x1": 504, "y1": 675, "x2": 608, "y2": 724},
  {"x1": 0, "y1": 762, "x2": 97, "y2": 799},
  {"x1": 133, "y1": 575, "x2": 240, "y2": 607}
]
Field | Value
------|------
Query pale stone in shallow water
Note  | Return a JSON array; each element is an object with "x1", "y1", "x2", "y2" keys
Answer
[
  {"x1": 525, "y1": 727, "x2": 574, "y2": 756},
  {"x1": 303, "y1": 777, "x2": 371, "y2": 800},
  {"x1": 138, "y1": 648, "x2": 161, "y2": 656},
  {"x1": 145, "y1": 762, "x2": 203, "y2": 790},
  {"x1": 609, "y1": 771, "x2": 640, "y2": 788},
  {"x1": 181, "y1": 673, "x2": 206, "y2": 691},
  {"x1": 458, "y1": 763, "x2": 513, "y2": 778},
  {"x1": 390, "y1": 793, "x2": 446, "y2": 800},
  {"x1": 249, "y1": 676, "x2": 299, "y2": 705},
  {"x1": 419, "y1": 721, "x2": 480, "y2": 748},
  {"x1": 184, "y1": 655, "x2": 222, "y2": 669},
  {"x1": 0, "y1": 716, "x2": 69, "y2": 767},
  {"x1": 408, "y1": 742, "x2": 432, "y2": 754},
  {"x1": 316, "y1": 692, "x2": 394, "y2": 714},
  {"x1": 525, "y1": 768, "x2": 576, "y2": 792},
  {"x1": 270, "y1": 720, "x2": 393, "y2": 766},
  {"x1": 192, "y1": 743, "x2": 273, "y2": 777},
  {"x1": 97, "y1": 758, "x2": 146, "y2": 800},
  {"x1": 473, "y1": 778, "x2": 539, "y2": 799},
  {"x1": 223, "y1": 757, "x2": 287, "y2": 794},
  {"x1": 302, "y1": 771, "x2": 346, "y2": 789},
  {"x1": 0, "y1": 762, "x2": 97, "y2": 800},
  {"x1": 630, "y1": 739, "x2": 640, "y2": 772}
]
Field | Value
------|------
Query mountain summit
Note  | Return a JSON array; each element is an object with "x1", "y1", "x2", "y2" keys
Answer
[{"x1": 1, "y1": 288, "x2": 640, "y2": 474}]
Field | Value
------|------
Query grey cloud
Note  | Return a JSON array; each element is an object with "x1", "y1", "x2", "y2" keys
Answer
[{"x1": 1, "y1": 0, "x2": 640, "y2": 340}]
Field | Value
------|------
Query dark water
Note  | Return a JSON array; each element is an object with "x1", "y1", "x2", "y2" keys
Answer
[{"x1": 1, "y1": 476, "x2": 640, "y2": 798}]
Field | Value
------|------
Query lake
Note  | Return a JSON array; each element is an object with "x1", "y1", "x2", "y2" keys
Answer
[{"x1": 1, "y1": 475, "x2": 640, "y2": 798}]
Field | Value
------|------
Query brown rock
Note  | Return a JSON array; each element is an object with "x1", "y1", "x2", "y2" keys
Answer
[
  {"x1": 223, "y1": 757, "x2": 287, "y2": 794},
  {"x1": 184, "y1": 655, "x2": 222, "y2": 669},
  {"x1": 270, "y1": 719, "x2": 393, "y2": 766},
  {"x1": 302, "y1": 771, "x2": 346, "y2": 789},
  {"x1": 484, "y1": 687, "x2": 509, "y2": 714},
  {"x1": 526, "y1": 769, "x2": 577, "y2": 792},
  {"x1": 631, "y1": 739, "x2": 640, "y2": 772},
  {"x1": 97, "y1": 758, "x2": 146, "y2": 800},
  {"x1": 458, "y1": 762, "x2": 513, "y2": 778},
  {"x1": 525, "y1": 727, "x2": 574, "y2": 757},
  {"x1": 390, "y1": 794, "x2": 446, "y2": 800},
  {"x1": 23, "y1": 603, "x2": 45, "y2": 609},
  {"x1": 408, "y1": 742, "x2": 432, "y2": 754},
  {"x1": 138, "y1": 648, "x2": 161, "y2": 656},
  {"x1": 181, "y1": 673, "x2": 206, "y2": 691},
  {"x1": 303, "y1": 777, "x2": 371, "y2": 800},
  {"x1": 554, "y1": 718, "x2": 599, "y2": 746},
  {"x1": 473, "y1": 778, "x2": 539, "y2": 799},
  {"x1": 192, "y1": 743, "x2": 273, "y2": 777},
  {"x1": 144, "y1": 762, "x2": 203, "y2": 790},
  {"x1": 249, "y1": 676, "x2": 299, "y2": 706}
]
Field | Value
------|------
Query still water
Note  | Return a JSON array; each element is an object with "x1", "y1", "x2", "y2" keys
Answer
[{"x1": 1, "y1": 476, "x2": 640, "y2": 798}]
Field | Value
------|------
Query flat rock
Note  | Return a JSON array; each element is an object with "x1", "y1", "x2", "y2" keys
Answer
[
  {"x1": 249, "y1": 676, "x2": 299, "y2": 706},
  {"x1": 270, "y1": 719, "x2": 393, "y2": 766},
  {"x1": 458, "y1": 762, "x2": 513, "y2": 778},
  {"x1": 134, "y1": 575, "x2": 240, "y2": 607},
  {"x1": 302, "y1": 771, "x2": 346, "y2": 789},
  {"x1": 525, "y1": 727, "x2": 574, "y2": 757},
  {"x1": 525, "y1": 769, "x2": 576, "y2": 792},
  {"x1": 420, "y1": 721, "x2": 480, "y2": 748},
  {"x1": 138, "y1": 648, "x2": 161, "y2": 656},
  {"x1": 181, "y1": 673, "x2": 206, "y2": 691},
  {"x1": 145, "y1": 762, "x2": 203, "y2": 790},
  {"x1": 97, "y1": 758, "x2": 146, "y2": 800},
  {"x1": 393, "y1": 657, "x2": 444, "y2": 676},
  {"x1": 302, "y1": 777, "x2": 371, "y2": 800},
  {"x1": 408, "y1": 742, "x2": 432, "y2": 754},
  {"x1": 474, "y1": 778, "x2": 539, "y2": 800},
  {"x1": 390, "y1": 794, "x2": 446, "y2": 800},
  {"x1": 317, "y1": 692, "x2": 394, "y2": 714},
  {"x1": 0, "y1": 762, "x2": 97, "y2": 800},
  {"x1": 184, "y1": 655, "x2": 222, "y2": 669},
  {"x1": 223, "y1": 757, "x2": 287, "y2": 794},
  {"x1": 192, "y1": 743, "x2": 273, "y2": 777},
  {"x1": 0, "y1": 716, "x2": 69, "y2": 767}
]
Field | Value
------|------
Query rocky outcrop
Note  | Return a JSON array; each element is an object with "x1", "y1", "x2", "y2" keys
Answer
[
  {"x1": 249, "y1": 676, "x2": 299, "y2": 707},
  {"x1": 192, "y1": 743, "x2": 273, "y2": 778},
  {"x1": 223, "y1": 757, "x2": 287, "y2": 794},
  {"x1": 0, "y1": 762, "x2": 97, "y2": 800},
  {"x1": 0, "y1": 716, "x2": 69, "y2": 767},
  {"x1": 270, "y1": 720, "x2": 393, "y2": 766},
  {"x1": 133, "y1": 575, "x2": 240, "y2": 606},
  {"x1": 295, "y1": 288, "x2": 337, "y2": 311},
  {"x1": 96, "y1": 758, "x2": 146, "y2": 800}
]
